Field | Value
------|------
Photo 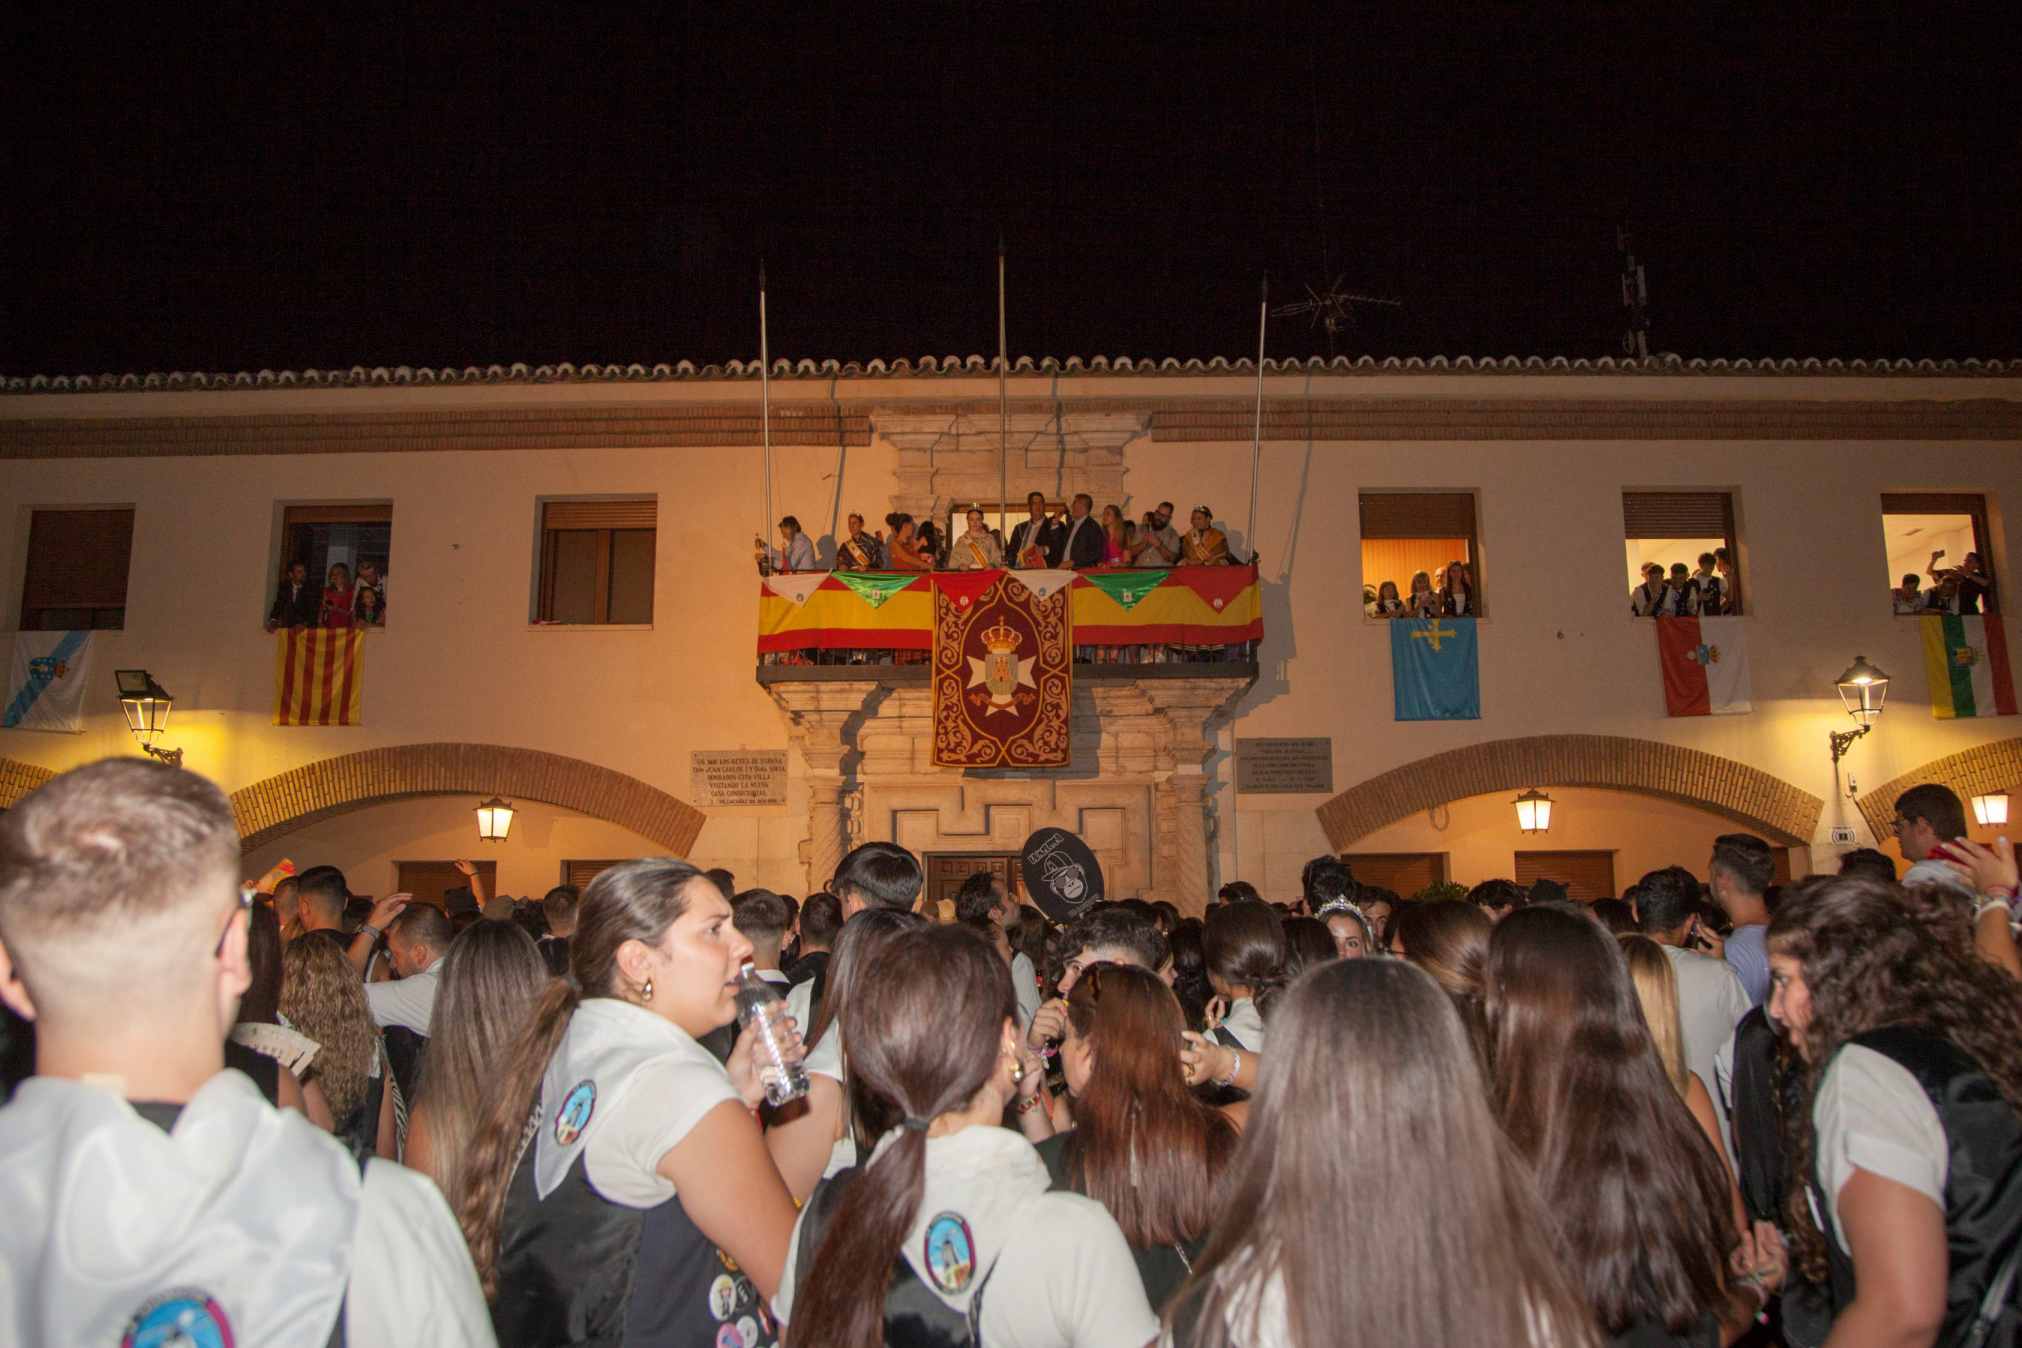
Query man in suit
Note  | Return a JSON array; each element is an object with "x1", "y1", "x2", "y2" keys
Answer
[
  {"x1": 1059, "y1": 492, "x2": 1105, "y2": 570},
  {"x1": 1007, "y1": 491, "x2": 1065, "y2": 568},
  {"x1": 265, "y1": 561, "x2": 319, "y2": 629}
]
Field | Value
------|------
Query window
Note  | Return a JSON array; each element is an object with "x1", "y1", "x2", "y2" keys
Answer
[
  {"x1": 537, "y1": 498, "x2": 657, "y2": 624},
  {"x1": 1881, "y1": 492, "x2": 1995, "y2": 615},
  {"x1": 1622, "y1": 491, "x2": 1740, "y2": 615},
  {"x1": 1358, "y1": 491, "x2": 1480, "y2": 616},
  {"x1": 275, "y1": 503, "x2": 392, "y2": 628},
  {"x1": 1514, "y1": 849, "x2": 1616, "y2": 901},
  {"x1": 20, "y1": 507, "x2": 134, "y2": 630},
  {"x1": 394, "y1": 859, "x2": 498, "y2": 909},
  {"x1": 1339, "y1": 852, "x2": 1447, "y2": 897},
  {"x1": 562, "y1": 859, "x2": 624, "y2": 889}
]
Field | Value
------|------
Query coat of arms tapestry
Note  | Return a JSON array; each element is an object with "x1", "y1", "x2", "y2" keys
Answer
[{"x1": 931, "y1": 570, "x2": 1072, "y2": 767}]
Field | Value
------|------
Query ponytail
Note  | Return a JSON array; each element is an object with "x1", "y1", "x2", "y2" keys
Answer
[
  {"x1": 788, "y1": 1130, "x2": 929, "y2": 1347},
  {"x1": 451, "y1": 977, "x2": 580, "y2": 1298}
]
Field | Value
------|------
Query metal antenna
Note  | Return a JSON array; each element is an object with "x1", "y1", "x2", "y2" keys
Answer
[{"x1": 1617, "y1": 227, "x2": 1651, "y2": 359}]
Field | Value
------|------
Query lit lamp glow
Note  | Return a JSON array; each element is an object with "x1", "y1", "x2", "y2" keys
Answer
[
  {"x1": 475, "y1": 796, "x2": 515, "y2": 843},
  {"x1": 1830, "y1": 655, "x2": 1890, "y2": 763},
  {"x1": 1972, "y1": 792, "x2": 2010, "y2": 828},
  {"x1": 114, "y1": 669, "x2": 182, "y2": 768},
  {"x1": 1514, "y1": 788, "x2": 1554, "y2": 834}
]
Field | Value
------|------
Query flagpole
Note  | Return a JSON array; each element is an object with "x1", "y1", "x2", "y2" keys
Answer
[
  {"x1": 1247, "y1": 274, "x2": 1267, "y2": 560},
  {"x1": 997, "y1": 236, "x2": 1010, "y2": 539},
  {"x1": 759, "y1": 261, "x2": 773, "y2": 549}
]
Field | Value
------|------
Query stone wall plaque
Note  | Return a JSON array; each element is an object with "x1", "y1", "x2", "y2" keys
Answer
[
  {"x1": 691, "y1": 750, "x2": 788, "y2": 807},
  {"x1": 1236, "y1": 737, "x2": 1334, "y2": 794}
]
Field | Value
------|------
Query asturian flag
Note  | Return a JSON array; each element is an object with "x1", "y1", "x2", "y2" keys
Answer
[
  {"x1": 1921, "y1": 614, "x2": 2017, "y2": 719},
  {"x1": 1657, "y1": 616, "x2": 1752, "y2": 716},
  {"x1": 1391, "y1": 617, "x2": 1480, "y2": 721},
  {"x1": 3, "y1": 631, "x2": 94, "y2": 733}
]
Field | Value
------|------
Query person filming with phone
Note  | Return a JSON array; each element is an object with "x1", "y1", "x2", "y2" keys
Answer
[{"x1": 1628, "y1": 866, "x2": 1752, "y2": 1144}]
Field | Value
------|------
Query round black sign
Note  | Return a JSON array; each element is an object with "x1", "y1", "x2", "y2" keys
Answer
[{"x1": 1019, "y1": 827, "x2": 1104, "y2": 922}]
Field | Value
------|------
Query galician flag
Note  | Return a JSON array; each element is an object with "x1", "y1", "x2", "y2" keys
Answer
[
  {"x1": 1657, "y1": 616, "x2": 1752, "y2": 716},
  {"x1": 1391, "y1": 617, "x2": 1479, "y2": 720},
  {"x1": 3, "y1": 631, "x2": 94, "y2": 733},
  {"x1": 1921, "y1": 614, "x2": 2016, "y2": 719}
]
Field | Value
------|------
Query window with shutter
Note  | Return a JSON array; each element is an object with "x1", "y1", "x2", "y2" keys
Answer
[
  {"x1": 1621, "y1": 491, "x2": 1740, "y2": 615},
  {"x1": 562, "y1": 859, "x2": 624, "y2": 890},
  {"x1": 272, "y1": 502, "x2": 393, "y2": 629},
  {"x1": 537, "y1": 498, "x2": 658, "y2": 624},
  {"x1": 1358, "y1": 492, "x2": 1482, "y2": 617},
  {"x1": 21, "y1": 507, "x2": 135, "y2": 630},
  {"x1": 1880, "y1": 493, "x2": 1995, "y2": 616},
  {"x1": 1513, "y1": 850, "x2": 1617, "y2": 901},
  {"x1": 1339, "y1": 852, "x2": 1447, "y2": 897}
]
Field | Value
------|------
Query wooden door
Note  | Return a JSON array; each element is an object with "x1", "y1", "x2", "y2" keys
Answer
[
  {"x1": 395, "y1": 859, "x2": 499, "y2": 909},
  {"x1": 923, "y1": 853, "x2": 1024, "y2": 919}
]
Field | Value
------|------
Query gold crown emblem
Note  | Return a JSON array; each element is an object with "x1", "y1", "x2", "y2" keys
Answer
[{"x1": 981, "y1": 619, "x2": 1023, "y2": 653}]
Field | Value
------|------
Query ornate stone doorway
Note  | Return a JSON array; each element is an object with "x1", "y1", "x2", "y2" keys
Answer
[{"x1": 923, "y1": 851, "x2": 1022, "y2": 916}]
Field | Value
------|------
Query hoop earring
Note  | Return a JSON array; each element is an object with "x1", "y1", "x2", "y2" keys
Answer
[{"x1": 641, "y1": 976, "x2": 654, "y2": 1003}]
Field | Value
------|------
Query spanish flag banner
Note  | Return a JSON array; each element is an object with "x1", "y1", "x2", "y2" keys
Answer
[
  {"x1": 275, "y1": 629, "x2": 365, "y2": 725},
  {"x1": 1921, "y1": 614, "x2": 2016, "y2": 719}
]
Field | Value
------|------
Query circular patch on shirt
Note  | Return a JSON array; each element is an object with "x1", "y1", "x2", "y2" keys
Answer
[
  {"x1": 922, "y1": 1211, "x2": 976, "y2": 1294},
  {"x1": 554, "y1": 1078, "x2": 596, "y2": 1146},
  {"x1": 737, "y1": 1314, "x2": 759, "y2": 1348},
  {"x1": 708, "y1": 1273, "x2": 738, "y2": 1321},
  {"x1": 715, "y1": 1325, "x2": 742, "y2": 1348},
  {"x1": 123, "y1": 1289, "x2": 233, "y2": 1348}
]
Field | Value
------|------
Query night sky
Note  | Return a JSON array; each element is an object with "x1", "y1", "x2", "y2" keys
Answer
[{"x1": 7, "y1": 7, "x2": 2017, "y2": 376}]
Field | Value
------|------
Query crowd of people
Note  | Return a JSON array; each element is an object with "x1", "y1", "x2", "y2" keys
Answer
[
  {"x1": 1362, "y1": 559, "x2": 1479, "y2": 618},
  {"x1": 1894, "y1": 550, "x2": 1996, "y2": 615},
  {"x1": 1629, "y1": 548, "x2": 1739, "y2": 618},
  {"x1": 757, "y1": 494, "x2": 1242, "y2": 576},
  {"x1": 2, "y1": 759, "x2": 2017, "y2": 1346},
  {"x1": 266, "y1": 556, "x2": 390, "y2": 629}
]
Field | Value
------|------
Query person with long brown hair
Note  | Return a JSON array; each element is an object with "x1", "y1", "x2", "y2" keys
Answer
[
  {"x1": 1201, "y1": 901, "x2": 1284, "y2": 1054},
  {"x1": 1164, "y1": 958, "x2": 1601, "y2": 1347},
  {"x1": 405, "y1": 918, "x2": 548, "y2": 1197},
  {"x1": 1768, "y1": 872, "x2": 2022, "y2": 1347},
  {"x1": 449, "y1": 858, "x2": 801, "y2": 1345},
  {"x1": 777, "y1": 924, "x2": 1155, "y2": 1346},
  {"x1": 1391, "y1": 897, "x2": 1492, "y2": 1059},
  {"x1": 1038, "y1": 962, "x2": 1238, "y2": 1313},
  {"x1": 1486, "y1": 906, "x2": 1785, "y2": 1345},
  {"x1": 283, "y1": 932, "x2": 395, "y2": 1158}
]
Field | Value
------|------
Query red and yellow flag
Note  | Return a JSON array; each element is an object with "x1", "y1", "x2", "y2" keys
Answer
[{"x1": 274, "y1": 629, "x2": 364, "y2": 725}]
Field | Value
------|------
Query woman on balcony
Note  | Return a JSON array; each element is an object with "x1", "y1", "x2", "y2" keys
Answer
[
  {"x1": 1181, "y1": 506, "x2": 1231, "y2": 566},
  {"x1": 951, "y1": 507, "x2": 1004, "y2": 570},
  {"x1": 884, "y1": 514, "x2": 933, "y2": 571}
]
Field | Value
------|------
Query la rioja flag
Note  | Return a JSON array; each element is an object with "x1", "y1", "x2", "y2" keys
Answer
[
  {"x1": 1656, "y1": 616, "x2": 1751, "y2": 716},
  {"x1": 1921, "y1": 614, "x2": 2016, "y2": 719}
]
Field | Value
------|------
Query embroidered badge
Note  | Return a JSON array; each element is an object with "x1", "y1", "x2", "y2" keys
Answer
[
  {"x1": 554, "y1": 1079, "x2": 596, "y2": 1146},
  {"x1": 122, "y1": 1289, "x2": 233, "y2": 1348},
  {"x1": 923, "y1": 1211, "x2": 976, "y2": 1294}
]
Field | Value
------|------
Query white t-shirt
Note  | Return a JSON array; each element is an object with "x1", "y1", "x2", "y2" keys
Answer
[
  {"x1": 1662, "y1": 945, "x2": 1750, "y2": 1140},
  {"x1": 1011, "y1": 952, "x2": 1042, "y2": 1027},
  {"x1": 775, "y1": 1125, "x2": 1156, "y2": 1348},
  {"x1": 1812, "y1": 1044, "x2": 1948, "y2": 1252},
  {"x1": 363, "y1": 960, "x2": 441, "y2": 1036},
  {"x1": 533, "y1": 998, "x2": 743, "y2": 1209},
  {"x1": 1219, "y1": 997, "x2": 1266, "y2": 1054}
]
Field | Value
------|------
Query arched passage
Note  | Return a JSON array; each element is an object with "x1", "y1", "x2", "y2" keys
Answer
[
  {"x1": 1855, "y1": 736, "x2": 2022, "y2": 842},
  {"x1": 230, "y1": 742, "x2": 707, "y2": 856},
  {"x1": 1315, "y1": 734, "x2": 1822, "y2": 850},
  {"x1": 0, "y1": 757, "x2": 57, "y2": 810}
]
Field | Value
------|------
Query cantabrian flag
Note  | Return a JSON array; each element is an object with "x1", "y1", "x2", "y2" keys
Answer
[
  {"x1": 1921, "y1": 614, "x2": 2016, "y2": 719},
  {"x1": 275, "y1": 629, "x2": 364, "y2": 725}
]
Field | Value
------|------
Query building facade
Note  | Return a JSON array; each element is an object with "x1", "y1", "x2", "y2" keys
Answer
[{"x1": 3, "y1": 356, "x2": 2019, "y2": 906}]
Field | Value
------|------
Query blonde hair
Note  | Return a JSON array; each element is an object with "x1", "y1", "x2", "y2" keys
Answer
[
  {"x1": 1618, "y1": 934, "x2": 1689, "y2": 1096},
  {"x1": 281, "y1": 935, "x2": 378, "y2": 1123}
]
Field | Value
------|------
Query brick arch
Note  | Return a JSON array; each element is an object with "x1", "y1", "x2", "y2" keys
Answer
[
  {"x1": 1315, "y1": 734, "x2": 1823, "y2": 849},
  {"x1": 230, "y1": 742, "x2": 706, "y2": 856},
  {"x1": 0, "y1": 757, "x2": 58, "y2": 810},
  {"x1": 1855, "y1": 736, "x2": 2022, "y2": 842}
]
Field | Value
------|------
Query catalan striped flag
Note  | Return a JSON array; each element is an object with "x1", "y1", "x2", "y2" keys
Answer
[
  {"x1": 1921, "y1": 614, "x2": 2016, "y2": 719},
  {"x1": 274, "y1": 629, "x2": 364, "y2": 725}
]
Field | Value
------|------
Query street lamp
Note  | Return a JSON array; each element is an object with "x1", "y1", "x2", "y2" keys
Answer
[
  {"x1": 475, "y1": 796, "x2": 515, "y2": 843},
  {"x1": 1830, "y1": 655, "x2": 1890, "y2": 763},
  {"x1": 114, "y1": 669, "x2": 182, "y2": 768},
  {"x1": 1973, "y1": 791, "x2": 2010, "y2": 827},
  {"x1": 1514, "y1": 788, "x2": 1554, "y2": 834}
]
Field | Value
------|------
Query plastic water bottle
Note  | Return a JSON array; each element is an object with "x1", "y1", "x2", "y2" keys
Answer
[{"x1": 735, "y1": 962, "x2": 809, "y2": 1106}]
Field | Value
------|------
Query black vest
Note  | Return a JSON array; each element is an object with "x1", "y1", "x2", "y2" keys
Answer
[
  {"x1": 793, "y1": 1167, "x2": 998, "y2": 1347},
  {"x1": 493, "y1": 1145, "x2": 776, "y2": 1348},
  {"x1": 1813, "y1": 1027, "x2": 2022, "y2": 1346}
]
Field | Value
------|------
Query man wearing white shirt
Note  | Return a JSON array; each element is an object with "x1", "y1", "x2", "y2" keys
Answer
[
  {"x1": 731, "y1": 889, "x2": 794, "y2": 987},
  {"x1": 1632, "y1": 866, "x2": 1752, "y2": 1143},
  {"x1": 352, "y1": 897, "x2": 451, "y2": 1037},
  {"x1": 952, "y1": 872, "x2": 1040, "y2": 1026}
]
